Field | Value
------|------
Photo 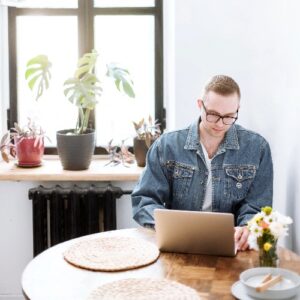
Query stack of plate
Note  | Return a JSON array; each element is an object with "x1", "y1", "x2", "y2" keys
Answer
[{"x1": 231, "y1": 267, "x2": 300, "y2": 300}]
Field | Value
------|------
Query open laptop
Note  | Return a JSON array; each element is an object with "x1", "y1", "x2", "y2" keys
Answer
[{"x1": 154, "y1": 209, "x2": 237, "y2": 257}]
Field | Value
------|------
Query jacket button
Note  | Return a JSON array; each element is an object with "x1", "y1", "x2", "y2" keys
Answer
[
  {"x1": 236, "y1": 182, "x2": 242, "y2": 189},
  {"x1": 238, "y1": 174, "x2": 243, "y2": 180}
]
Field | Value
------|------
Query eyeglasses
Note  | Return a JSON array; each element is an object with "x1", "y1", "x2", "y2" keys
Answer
[{"x1": 202, "y1": 101, "x2": 238, "y2": 125}]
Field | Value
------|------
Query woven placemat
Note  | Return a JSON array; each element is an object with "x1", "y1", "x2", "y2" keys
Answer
[
  {"x1": 88, "y1": 278, "x2": 201, "y2": 300},
  {"x1": 63, "y1": 236, "x2": 160, "y2": 271}
]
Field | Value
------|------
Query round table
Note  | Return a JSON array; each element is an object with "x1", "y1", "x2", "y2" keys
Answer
[{"x1": 22, "y1": 228, "x2": 300, "y2": 300}]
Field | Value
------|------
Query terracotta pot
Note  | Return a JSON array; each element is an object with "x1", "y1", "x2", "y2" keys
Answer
[
  {"x1": 133, "y1": 137, "x2": 154, "y2": 167},
  {"x1": 14, "y1": 136, "x2": 44, "y2": 167}
]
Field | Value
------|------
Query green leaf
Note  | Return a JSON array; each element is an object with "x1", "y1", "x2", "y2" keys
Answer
[
  {"x1": 25, "y1": 67, "x2": 42, "y2": 80},
  {"x1": 63, "y1": 73, "x2": 102, "y2": 109},
  {"x1": 27, "y1": 74, "x2": 41, "y2": 90},
  {"x1": 25, "y1": 54, "x2": 52, "y2": 101},
  {"x1": 75, "y1": 50, "x2": 98, "y2": 79},
  {"x1": 121, "y1": 80, "x2": 135, "y2": 98},
  {"x1": 106, "y1": 63, "x2": 135, "y2": 98}
]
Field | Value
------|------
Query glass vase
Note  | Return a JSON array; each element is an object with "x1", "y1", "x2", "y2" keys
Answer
[{"x1": 258, "y1": 240, "x2": 278, "y2": 267}]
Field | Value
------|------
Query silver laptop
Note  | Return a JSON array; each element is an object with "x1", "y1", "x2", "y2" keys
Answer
[{"x1": 154, "y1": 209, "x2": 237, "y2": 257}]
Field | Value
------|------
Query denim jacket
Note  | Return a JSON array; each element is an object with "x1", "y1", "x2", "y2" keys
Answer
[{"x1": 132, "y1": 119, "x2": 273, "y2": 227}]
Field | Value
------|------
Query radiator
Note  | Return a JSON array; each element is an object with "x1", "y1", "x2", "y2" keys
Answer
[{"x1": 28, "y1": 184, "x2": 132, "y2": 256}]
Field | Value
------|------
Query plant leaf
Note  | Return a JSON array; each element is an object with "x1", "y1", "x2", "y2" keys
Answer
[
  {"x1": 106, "y1": 63, "x2": 135, "y2": 98},
  {"x1": 121, "y1": 80, "x2": 135, "y2": 98},
  {"x1": 13, "y1": 122, "x2": 22, "y2": 134},
  {"x1": 75, "y1": 50, "x2": 98, "y2": 79},
  {"x1": 145, "y1": 132, "x2": 152, "y2": 148},
  {"x1": 64, "y1": 73, "x2": 102, "y2": 109},
  {"x1": 27, "y1": 74, "x2": 41, "y2": 90},
  {"x1": 0, "y1": 132, "x2": 10, "y2": 146},
  {"x1": 138, "y1": 118, "x2": 144, "y2": 128},
  {"x1": 25, "y1": 67, "x2": 42, "y2": 80},
  {"x1": 1, "y1": 151, "x2": 9, "y2": 163},
  {"x1": 25, "y1": 54, "x2": 52, "y2": 101}
]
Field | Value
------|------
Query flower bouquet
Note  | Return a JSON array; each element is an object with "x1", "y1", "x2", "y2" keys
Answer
[{"x1": 247, "y1": 206, "x2": 293, "y2": 267}]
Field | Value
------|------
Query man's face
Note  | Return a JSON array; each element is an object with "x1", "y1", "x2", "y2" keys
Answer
[{"x1": 197, "y1": 91, "x2": 240, "y2": 139}]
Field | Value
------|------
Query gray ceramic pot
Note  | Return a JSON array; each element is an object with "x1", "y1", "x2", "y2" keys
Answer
[{"x1": 56, "y1": 129, "x2": 95, "y2": 170}]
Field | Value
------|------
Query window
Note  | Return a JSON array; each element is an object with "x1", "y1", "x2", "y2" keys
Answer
[{"x1": 8, "y1": 0, "x2": 163, "y2": 153}]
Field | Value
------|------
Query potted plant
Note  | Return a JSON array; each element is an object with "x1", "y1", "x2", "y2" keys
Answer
[
  {"x1": 1, "y1": 119, "x2": 46, "y2": 166},
  {"x1": 0, "y1": 55, "x2": 51, "y2": 167},
  {"x1": 105, "y1": 139, "x2": 135, "y2": 167},
  {"x1": 132, "y1": 116, "x2": 161, "y2": 167},
  {"x1": 57, "y1": 49, "x2": 135, "y2": 170}
]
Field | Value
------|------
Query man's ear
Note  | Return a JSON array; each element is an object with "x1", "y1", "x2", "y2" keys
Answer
[{"x1": 197, "y1": 99, "x2": 203, "y2": 109}]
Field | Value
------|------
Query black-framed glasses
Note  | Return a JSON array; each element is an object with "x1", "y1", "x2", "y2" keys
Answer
[{"x1": 202, "y1": 101, "x2": 238, "y2": 125}]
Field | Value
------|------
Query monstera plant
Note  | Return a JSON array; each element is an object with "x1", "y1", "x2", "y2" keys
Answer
[
  {"x1": 0, "y1": 55, "x2": 51, "y2": 167},
  {"x1": 57, "y1": 49, "x2": 135, "y2": 170}
]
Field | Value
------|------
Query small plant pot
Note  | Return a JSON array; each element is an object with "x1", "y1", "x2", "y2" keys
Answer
[
  {"x1": 133, "y1": 137, "x2": 154, "y2": 167},
  {"x1": 56, "y1": 129, "x2": 95, "y2": 170},
  {"x1": 15, "y1": 136, "x2": 44, "y2": 167}
]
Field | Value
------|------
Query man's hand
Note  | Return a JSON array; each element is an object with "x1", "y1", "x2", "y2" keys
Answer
[{"x1": 234, "y1": 226, "x2": 249, "y2": 251}]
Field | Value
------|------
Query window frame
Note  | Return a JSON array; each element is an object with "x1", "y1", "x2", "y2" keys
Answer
[{"x1": 8, "y1": 0, "x2": 164, "y2": 154}]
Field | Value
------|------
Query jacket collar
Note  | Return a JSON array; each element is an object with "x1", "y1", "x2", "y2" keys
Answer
[{"x1": 184, "y1": 118, "x2": 240, "y2": 151}]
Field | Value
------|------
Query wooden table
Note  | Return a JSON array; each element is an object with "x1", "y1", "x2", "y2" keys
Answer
[{"x1": 22, "y1": 228, "x2": 300, "y2": 300}]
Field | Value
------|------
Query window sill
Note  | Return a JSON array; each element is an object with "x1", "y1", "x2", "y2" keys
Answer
[{"x1": 0, "y1": 155, "x2": 143, "y2": 182}]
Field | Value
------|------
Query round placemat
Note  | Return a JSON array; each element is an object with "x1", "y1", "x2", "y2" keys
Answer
[
  {"x1": 88, "y1": 278, "x2": 201, "y2": 300},
  {"x1": 64, "y1": 236, "x2": 160, "y2": 271}
]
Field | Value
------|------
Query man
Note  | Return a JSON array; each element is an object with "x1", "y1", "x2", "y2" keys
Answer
[{"x1": 131, "y1": 75, "x2": 273, "y2": 251}]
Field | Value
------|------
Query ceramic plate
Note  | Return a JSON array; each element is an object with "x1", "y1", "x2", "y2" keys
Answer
[
  {"x1": 231, "y1": 281, "x2": 299, "y2": 300},
  {"x1": 240, "y1": 267, "x2": 300, "y2": 299}
]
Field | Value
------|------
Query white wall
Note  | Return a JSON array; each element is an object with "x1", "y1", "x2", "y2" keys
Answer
[
  {"x1": 165, "y1": 0, "x2": 300, "y2": 251},
  {"x1": 0, "y1": 181, "x2": 137, "y2": 299}
]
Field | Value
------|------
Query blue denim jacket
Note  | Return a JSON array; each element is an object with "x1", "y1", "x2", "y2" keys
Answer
[{"x1": 132, "y1": 119, "x2": 273, "y2": 227}]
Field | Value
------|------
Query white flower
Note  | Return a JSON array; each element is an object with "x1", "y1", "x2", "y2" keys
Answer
[
  {"x1": 257, "y1": 211, "x2": 266, "y2": 220},
  {"x1": 248, "y1": 222, "x2": 263, "y2": 238},
  {"x1": 247, "y1": 207, "x2": 293, "y2": 251},
  {"x1": 248, "y1": 234, "x2": 259, "y2": 250},
  {"x1": 269, "y1": 222, "x2": 286, "y2": 238}
]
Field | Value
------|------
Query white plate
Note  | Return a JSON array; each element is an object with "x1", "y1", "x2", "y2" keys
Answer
[
  {"x1": 240, "y1": 267, "x2": 300, "y2": 299},
  {"x1": 231, "y1": 281, "x2": 300, "y2": 300}
]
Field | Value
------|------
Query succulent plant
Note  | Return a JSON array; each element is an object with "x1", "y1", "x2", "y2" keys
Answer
[
  {"x1": 133, "y1": 115, "x2": 161, "y2": 148},
  {"x1": 0, "y1": 119, "x2": 47, "y2": 163}
]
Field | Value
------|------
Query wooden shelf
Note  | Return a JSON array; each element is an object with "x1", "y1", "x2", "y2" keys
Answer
[{"x1": 0, "y1": 156, "x2": 143, "y2": 181}]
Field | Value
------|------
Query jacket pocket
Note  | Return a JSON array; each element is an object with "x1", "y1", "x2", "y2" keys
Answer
[
  {"x1": 224, "y1": 165, "x2": 256, "y2": 201},
  {"x1": 166, "y1": 161, "x2": 195, "y2": 205}
]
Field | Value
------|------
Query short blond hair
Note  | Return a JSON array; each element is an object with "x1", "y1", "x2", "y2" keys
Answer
[{"x1": 202, "y1": 75, "x2": 241, "y2": 99}]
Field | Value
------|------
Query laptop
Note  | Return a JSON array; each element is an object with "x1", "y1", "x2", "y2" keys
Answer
[{"x1": 154, "y1": 209, "x2": 237, "y2": 257}]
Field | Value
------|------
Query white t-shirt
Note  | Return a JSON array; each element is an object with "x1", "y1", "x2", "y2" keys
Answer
[{"x1": 200, "y1": 142, "x2": 212, "y2": 211}]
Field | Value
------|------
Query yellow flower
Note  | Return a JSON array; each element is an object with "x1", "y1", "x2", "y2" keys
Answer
[
  {"x1": 263, "y1": 242, "x2": 273, "y2": 252},
  {"x1": 262, "y1": 206, "x2": 272, "y2": 215},
  {"x1": 255, "y1": 216, "x2": 263, "y2": 224}
]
